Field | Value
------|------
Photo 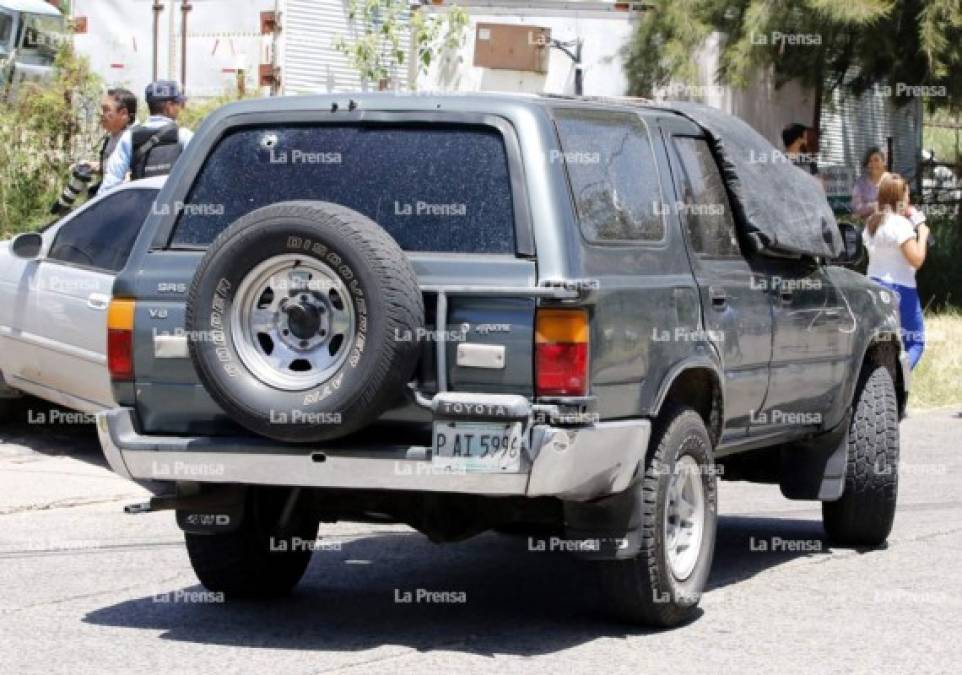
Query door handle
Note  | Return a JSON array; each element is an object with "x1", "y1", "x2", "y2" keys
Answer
[
  {"x1": 778, "y1": 288, "x2": 794, "y2": 304},
  {"x1": 87, "y1": 293, "x2": 110, "y2": 310},
  {"x1": 708, "y1": 286, "x2": 727, "y2": 309}
]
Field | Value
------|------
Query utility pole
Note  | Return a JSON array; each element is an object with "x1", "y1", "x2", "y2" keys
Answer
[
  {"x1": 180, "y1": 1, "x2": 192, "y2": 89},
  {"x1": 151, "y1": 0, "x2": 163, "y2": 81}
]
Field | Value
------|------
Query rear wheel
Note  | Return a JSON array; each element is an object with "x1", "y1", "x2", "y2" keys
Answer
[
  {"x1": 184, "y1": 488, "x2": 317, "y2": 599},
  {"x1": 599, "y1": 406, "x2": 717, "y2": 627},
  {"x1": 822, "y1": 364, "x2": 899, "y2": 546}
]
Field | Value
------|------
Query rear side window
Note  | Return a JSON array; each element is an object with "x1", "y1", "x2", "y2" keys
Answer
[
  {"x1": 170, "y1": 124, "x2": 516, "y2": 253},
  {"x1": 48, "y1": 188, "x2": 157, "y2": 272},
  {"x1": 672, "y1": 137, "x2": 740, "y2": 258},
  {"x1": 553, "y1": 108, "x2": 664, "y2": 243}
]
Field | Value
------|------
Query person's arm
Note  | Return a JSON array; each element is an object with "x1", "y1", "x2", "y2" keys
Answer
[
  {"x1": 851, "y1": 179, "x2": 874, "y2": 218},
  {"x1": 900, "y1": 223, "x2": 929, "y2": 269},
  {"x1": 100, "y1": 130, "x2": 133, "y2": 193}
]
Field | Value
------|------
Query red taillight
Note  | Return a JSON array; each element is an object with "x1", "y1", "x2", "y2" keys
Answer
[
  {"x1": 535, "y1": 308, "x2": 589, "y2": 397},
  {"x1": 107, "y1": 299, "x2": 135, "y2": 381}
]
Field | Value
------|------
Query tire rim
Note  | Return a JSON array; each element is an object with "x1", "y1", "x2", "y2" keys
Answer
[
  {"x1": 230, "y1": 253, "x2": 356, "y2": 391},
  {"x1": 664, "y1": 454, "x2": 706, "y2": 581}
]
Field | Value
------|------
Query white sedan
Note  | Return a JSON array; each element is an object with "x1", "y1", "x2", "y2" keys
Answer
[{"x1": 0, "y1": 178, "x2": 163, "y2": 416}]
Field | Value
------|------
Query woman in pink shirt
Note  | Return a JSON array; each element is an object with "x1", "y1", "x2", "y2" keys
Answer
[{"x1": 851, "y1": 147, "x2": 888, "y2": 219}]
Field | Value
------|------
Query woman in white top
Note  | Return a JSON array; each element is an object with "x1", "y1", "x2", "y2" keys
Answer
[{"x1": 862, "y1": 173, "x2": 929, "y2": 369}]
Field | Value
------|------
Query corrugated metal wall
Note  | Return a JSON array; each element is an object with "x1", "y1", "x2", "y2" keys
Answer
[
  {"x1": 818, "y1": 76, "x2": 922, "y2": 184},
  {"x1": 280, "y1": 0, "x2": 411, "y2": 95}
]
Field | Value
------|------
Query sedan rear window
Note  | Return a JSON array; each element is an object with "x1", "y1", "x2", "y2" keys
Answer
[{"x1": 170, "y1": 124, "x2": 517, "y2": 254}]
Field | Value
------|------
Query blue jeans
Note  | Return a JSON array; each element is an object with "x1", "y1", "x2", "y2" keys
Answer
[{"x1": 872, "y1": 278, "x2": 925, "y2": 369}]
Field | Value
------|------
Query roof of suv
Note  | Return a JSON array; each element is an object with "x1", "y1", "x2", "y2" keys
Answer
[{"x1": 197, "y1": 91, "x2": 688, "y2": 129}]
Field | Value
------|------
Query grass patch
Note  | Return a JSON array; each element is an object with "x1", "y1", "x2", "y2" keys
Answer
[{"x1": 910, "y1": 310, "x2": 962, "y2": 409}]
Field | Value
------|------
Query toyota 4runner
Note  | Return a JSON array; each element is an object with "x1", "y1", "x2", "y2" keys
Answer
[{"x1": 97, "y1": 93, "x2": 909, "y2": 627}]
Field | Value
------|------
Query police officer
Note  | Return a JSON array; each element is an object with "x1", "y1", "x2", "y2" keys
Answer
[{"x1": 101, "y1": 80, "x2": 193, "y2": 192}]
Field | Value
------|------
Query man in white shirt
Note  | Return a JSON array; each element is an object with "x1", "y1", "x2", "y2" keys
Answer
[{"x1": 101, "y1": 80, "x2": 194, "y2": 192}]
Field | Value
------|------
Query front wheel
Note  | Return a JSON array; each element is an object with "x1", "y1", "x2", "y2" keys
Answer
[
  {"x1": 822, "y1": 364, "x2": 899, "y2": 546},
  {"x1": 599, "y1": 406, "x2": 718, "y2": 627}
]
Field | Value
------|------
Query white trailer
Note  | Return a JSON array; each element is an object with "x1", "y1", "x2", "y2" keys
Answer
[
  {"x1": 413, "y1": 0, "x2": 643, "y2": 97},
  {"x1": 275, "y1": 0, "x2": 644, "y2": 97},
  {"x1": 71, "y1": 0, "x2": 274, "y2": 100}
]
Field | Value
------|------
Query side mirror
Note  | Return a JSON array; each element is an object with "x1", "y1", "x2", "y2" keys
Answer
[
  {"x1": 834, "y1": 222, "x2": 865, "y2": 268},
  {"x1": 11, "y1": 232, "x2": 43, "y2": 260}
]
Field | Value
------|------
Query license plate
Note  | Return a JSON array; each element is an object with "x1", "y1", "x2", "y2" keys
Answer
[{"x1": 432, "y1": 421, "x2": 525, "y2": 473}]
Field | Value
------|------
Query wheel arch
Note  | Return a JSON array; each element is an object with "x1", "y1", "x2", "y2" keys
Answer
[
  {"x1": 651, "y1": 359, "x2": 724, "y2": 447},
  {"x1": 854, "y1": 331, "x2": 908, "y2": 419}
]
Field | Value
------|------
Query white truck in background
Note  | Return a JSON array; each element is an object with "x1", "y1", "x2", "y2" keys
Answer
[{"x1": 0, "y1": 0, "x2": 65, "y2": 96}]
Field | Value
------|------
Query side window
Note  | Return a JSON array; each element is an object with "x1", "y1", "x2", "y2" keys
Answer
[
  {"x1": 671, "y1": 136, "x2": 740, "y2": 258},
  {"x1": 0, "y1": 13, "x2": 12, "y2": 45},
  {"x1": 554, "y1": 108, "x2": 664, "y2": 243},
  {"x1": 48, "y1": 189, "x2": 157, "y2": 272}
]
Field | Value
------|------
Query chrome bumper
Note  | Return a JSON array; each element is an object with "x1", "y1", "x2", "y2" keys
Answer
[{"x1": 96, "y1": 405, "x2": 649, "y2": 502}]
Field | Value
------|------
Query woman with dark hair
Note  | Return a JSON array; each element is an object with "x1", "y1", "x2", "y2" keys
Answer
[
  {"x1": 863, "y1": 173, "x2": 928, "y2": 369},
  {"x1": 851, "y1": 146, "x2": 887, "y2": 219}
]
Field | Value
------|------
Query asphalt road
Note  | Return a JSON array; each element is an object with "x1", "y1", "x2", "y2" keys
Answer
[{"x1": 1, "y1": 403, "x2": 961, "y2": 674}]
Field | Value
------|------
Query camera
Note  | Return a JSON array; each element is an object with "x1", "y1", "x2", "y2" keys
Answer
[{"x1": 51, "y1": 162, "x2": 95, "y2": 215}]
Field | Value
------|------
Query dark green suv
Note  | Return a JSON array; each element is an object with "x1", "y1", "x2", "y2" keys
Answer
[{"x1": 97, "y1": 93, "x2": 908, "y2": 627}]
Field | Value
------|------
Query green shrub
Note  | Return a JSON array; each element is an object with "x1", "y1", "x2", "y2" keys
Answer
[
  {"x1": 0, "y1": 43, "x2": 101, "y2": 238},
  {"x1": 916, "y1": 213, "x2": 962, "y2": 311}
]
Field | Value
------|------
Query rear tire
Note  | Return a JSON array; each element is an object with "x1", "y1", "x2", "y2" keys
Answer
[
  {"x1": 599, "y1": 406, "x2": 718, "y2": 627},
  {"x1": 822, "y1": 364, "x2": 899, "y2": 547},
  {"x1": 185, "y1": 489, "x2": 317, "y2": 599}
]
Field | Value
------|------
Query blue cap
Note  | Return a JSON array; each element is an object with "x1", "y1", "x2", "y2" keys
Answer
[{"x1": 145, "y1": 80, "x2": 186, "y2": 105}]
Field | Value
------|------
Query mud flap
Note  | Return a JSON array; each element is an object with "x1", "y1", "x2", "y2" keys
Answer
[
  {"x1": 779, "y1": 409, "x2": 851, "y2": 501},
  {"x1": 562, "y1": 483, "x2": 644, "y2": 560}
]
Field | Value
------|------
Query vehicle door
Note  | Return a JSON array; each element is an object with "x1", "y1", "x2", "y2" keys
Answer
[
  {"x1": 662, "y1": 127, "x2": 774, "y2": 443},
  {"x1": 10, "y1": 187, "x2": 157, "y2": 411},
  {"x1": 757, "y1": 256, "x2": 854, "y2": 434}
]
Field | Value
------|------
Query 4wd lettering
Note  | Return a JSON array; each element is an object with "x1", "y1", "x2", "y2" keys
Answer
[{"x1": 184, "y1": 513, "x2": 231, "y2": 527}]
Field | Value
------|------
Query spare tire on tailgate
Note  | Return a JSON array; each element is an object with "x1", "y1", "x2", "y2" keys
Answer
[{"x1": 185, "y1": 201, "x2": 424, "y2": 443}]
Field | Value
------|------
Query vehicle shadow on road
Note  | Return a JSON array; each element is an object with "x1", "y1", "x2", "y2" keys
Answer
[
  {"x1": 83, "y1": 514, "x2": 837, "y2": 653},
  {"x1": 0, "y1": 399, "x2": 105, "y2": 469}
]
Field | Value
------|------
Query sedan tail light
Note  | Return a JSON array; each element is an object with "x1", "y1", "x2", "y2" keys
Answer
[
  {"x1": 535, "y1": 308, "x2": 588, "y2": 397},
  {"x1": 107, "y1": 299, "x2": 136, "y2": 381}
]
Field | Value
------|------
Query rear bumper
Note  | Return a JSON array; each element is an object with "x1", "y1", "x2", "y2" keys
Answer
[{"x1": 97, "y1": 407, "x2": 649, "y2": 502}]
